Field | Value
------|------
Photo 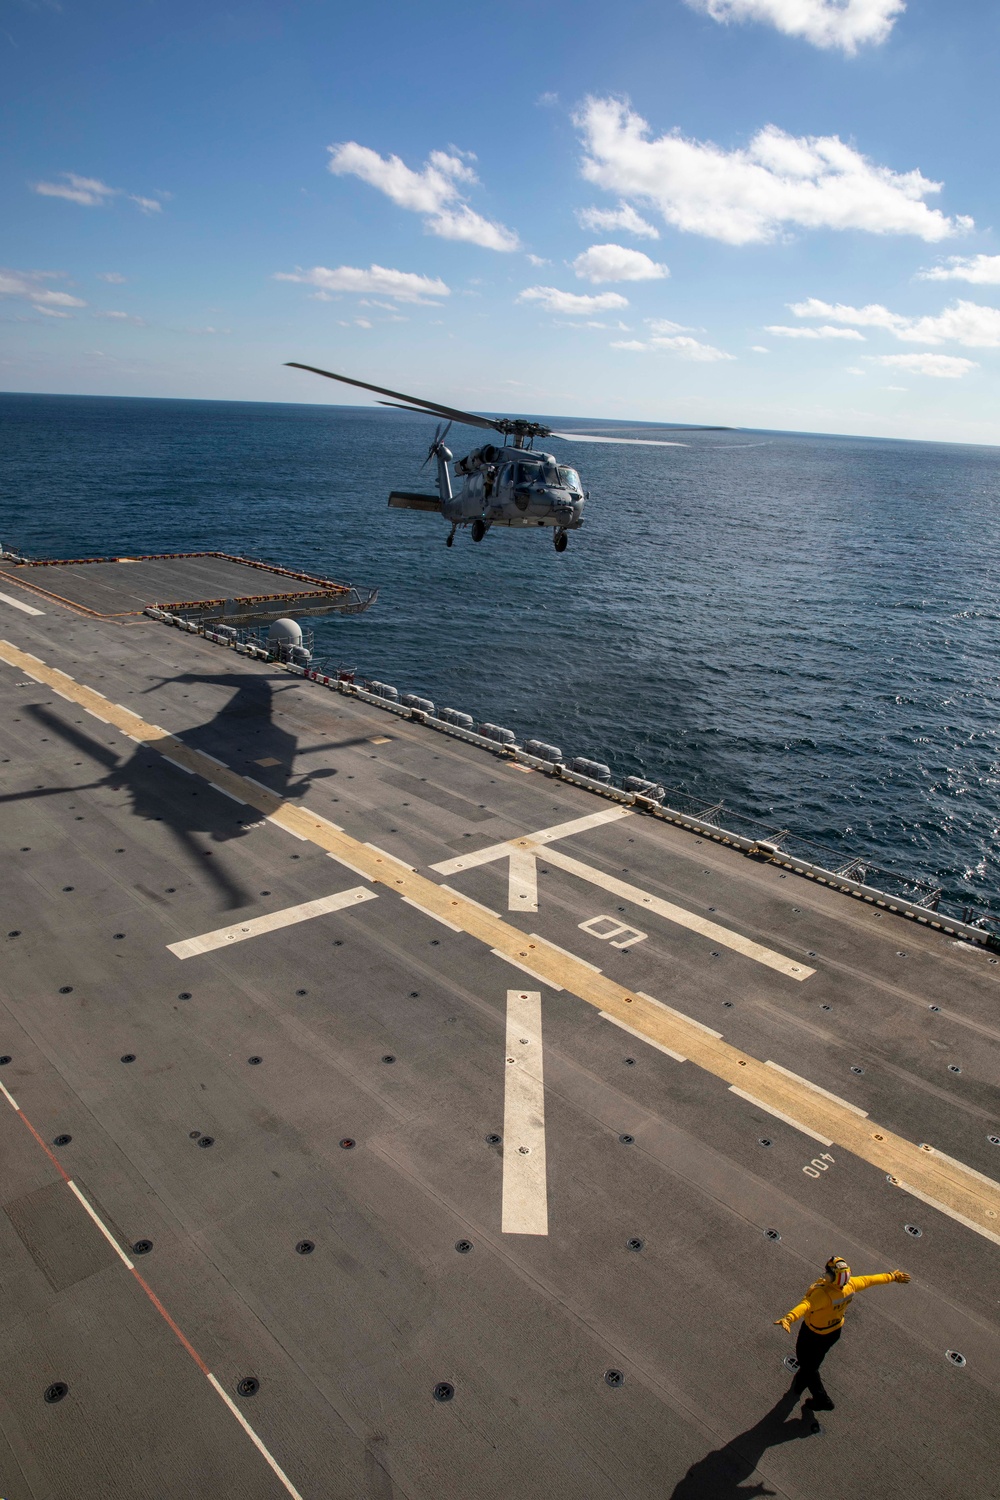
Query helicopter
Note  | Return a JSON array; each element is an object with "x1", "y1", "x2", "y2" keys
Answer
[{"x1": 287, "y1": 362, "x2": 730, "y2": 552}]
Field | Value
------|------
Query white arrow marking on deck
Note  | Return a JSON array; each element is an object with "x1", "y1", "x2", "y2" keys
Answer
[
  {"x1": 167, "y1": 886, "x2": 377, "y2": 958},
  {"x1": 433, "y1": 807, "x2": 813, "y2": 979},
  {"x1": 431, "y1": 807, "x2": 631, "y2": 912},
  {"x1": 502, "y1": 990, "x2": 549, "y2": 1236}
]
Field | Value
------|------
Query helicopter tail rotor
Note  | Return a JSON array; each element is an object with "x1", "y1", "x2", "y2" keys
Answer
[{"x1": 421, "y1": 420, "x2": 453, "y2": 468}]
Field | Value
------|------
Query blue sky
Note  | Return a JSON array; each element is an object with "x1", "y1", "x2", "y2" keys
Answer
[{"x1": 3, "y1": 0, "x2": 1000, "y2": 442}]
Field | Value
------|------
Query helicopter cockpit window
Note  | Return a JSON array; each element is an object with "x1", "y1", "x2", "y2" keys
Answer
[
  {"x1": 558, "y1": 467, "x2": 582, "y2": 491},
  {"x1": 514, "y1": 461, "x2": 541, "y2": 486}
]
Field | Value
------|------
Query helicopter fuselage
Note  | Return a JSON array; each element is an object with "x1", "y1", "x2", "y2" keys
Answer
[{"x1": 441, "y1": 443, "x2": 585, "y2": 533}]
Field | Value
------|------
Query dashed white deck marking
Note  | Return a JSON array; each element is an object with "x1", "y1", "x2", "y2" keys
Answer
[
  {"x1": 729, "y1": 1087, "x2": 834, "y2": 1146},
  {"x1": 491, "y1": 950, "x2": 564, "y2": 991},
  {"x1": 600, "y1": 1012, "x2": 687, "y2": 1062},
  {"x1": 0, "y1": 591, "x2": 44, "y2": 615},
  {"x1": 168, "y1": 887, "x2": 377, "y2": 958},
  {"x1": 765, "y1": 1059, "x2": 868, "y2": 1118},
  {"x1": 401, "y1": 896, "x2": 461, "y2": 931},
  {"x1": 891, "y1": 1178, "x2": 1000, "y2": 1249},
  {"x1": 502, "y1": 990, "x2": 549, "y2": 1236}
]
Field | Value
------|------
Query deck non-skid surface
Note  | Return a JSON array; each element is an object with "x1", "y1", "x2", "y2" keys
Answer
[
  {"x1": 0, "y1": 600, "x2": 998, "y2": 1500},
  {"x1": 0, "y1": 556, "x2": 327, "y2": 616}
]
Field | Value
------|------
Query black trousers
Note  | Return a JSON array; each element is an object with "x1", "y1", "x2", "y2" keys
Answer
[{"x1": 794, "y1": 1324, "x2": 841, "y2": 1399}]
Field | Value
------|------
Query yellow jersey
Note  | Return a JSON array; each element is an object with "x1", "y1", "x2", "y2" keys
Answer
[{"x1": 782, "y1": 1272, "x2": 897, "y2": 1335}]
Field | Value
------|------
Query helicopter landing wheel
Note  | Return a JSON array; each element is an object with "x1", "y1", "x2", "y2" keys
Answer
[
  {"x1": 554, "y1": 531, "x2": 569, "y2": 553},
  {"x1": 470, "y1": 518, "x2": 487, "y2": 543},
  {"x1": 445, "y1": 531, "x2": 455, "y2": 547}
]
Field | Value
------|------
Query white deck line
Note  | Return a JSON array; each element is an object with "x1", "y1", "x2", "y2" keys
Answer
[
  {"x1": 364, "y1": 842, "x2": 417, "y2": 870},
  {"x1": 67, "y1": 1180, "x2": 134, "y2": 1268},
  {"x1": 85, "y1": 708, "x2": 110, "y2": 725},
  {"x1": 268, "y1": 816, "x2": 306, "y2": 840},
  {"x1": 490, "y1": 950, "x2": 563, "y2": 991},
  {"x1": 892, "y1": 1179, "x2": 1000, "y2": 1250},
  {"x1": 211, "y1": 784, "x2": 247, "y2": 804},
  {"x1": 205, "y1": 1375, "x2": 305, "y2": 1500},
  {"x1": 502, "y1": 990, "x2": 549, "y2": 1236},
  {"x1": 529, "y1": 935, "x2": 601, "y2": 972},
  {"x1": 916, "y1": 1145, "x2": 1000, "y2": 1193},
  {"x1": 0, "y1": 591, "x2": 44, "y2": 615},
  {"x1": 765, "y1": 1059, "x2": 869, "y2": 1118},
  {"x1": 438, "y1": 883, "x2": 500, "y2": 917},
  {"x1": 244, "y1": 776, "x2": 277, "y2": 794},
  {"x1": 431, "y1": 840, "x2": 515, "y2": 875},
  {"x1": 637, "y1": 992, "x2": 723, "y2": 1039},
  {"x1": 325, "y1": 852, "x2": 375, "y2": 882},
  {"x1": 728, "y1": 1087, "x2": 834, "y2": 1147},
  {"x1": 0, "y1": 1078, "x2": 19, "y2": 1110},
  {"x1": 507, "y1": 847, "x2": 538, "y2": 912},
  {"x1": 430, "y1": 806, "x2": 633, "y2": 877},
  {"x1": 400, "y1": 896, "x2": 462, "y2": 931},
  {"x1": 600, "y1": 1012, "x2": 687, "y2": 1063},
  {"x1": 542, "y1": 848, "x2": 814, "y2": 981},
  {"x1": 163, "y1": 756, "x2": 194, "y2": 774},
  {"x1": 168, "y1": 887, "x2": 376, "y2": 958}
]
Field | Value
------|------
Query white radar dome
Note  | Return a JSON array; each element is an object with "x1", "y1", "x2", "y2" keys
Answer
[{"x1": 267, "y1": 618, "x2": 303, "y2": 647}]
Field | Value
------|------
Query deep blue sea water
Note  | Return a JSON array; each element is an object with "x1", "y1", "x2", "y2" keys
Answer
[{"x1": 3, "y1": 392, "x2": 998, "y2": 923}]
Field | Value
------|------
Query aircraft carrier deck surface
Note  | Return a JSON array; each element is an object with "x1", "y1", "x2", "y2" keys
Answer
[{"x1": 1, "y1": 569, "x2": 998, "y2": 1500}]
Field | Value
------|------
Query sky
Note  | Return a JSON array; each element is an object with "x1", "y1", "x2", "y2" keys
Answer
[{"x1": 3, "y1": 0, "x2": 1000, "y2": 443}]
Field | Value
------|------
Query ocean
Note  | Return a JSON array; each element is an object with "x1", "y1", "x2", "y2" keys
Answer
[{"x1": 3, "y1": 391, "x2": 998, "y2": 924}]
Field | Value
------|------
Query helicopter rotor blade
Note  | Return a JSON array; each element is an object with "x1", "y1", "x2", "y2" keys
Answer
[
  {"x1": 286, "y1": 363, "x2": 501, "y2": 433},
  {"x1": 550, "y1": 427, "x2": 732, "y2": 446}
]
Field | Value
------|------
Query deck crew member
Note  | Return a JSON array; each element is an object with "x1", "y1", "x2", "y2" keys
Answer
[{"x1": 774, "y1": 1257, "x2": 910, "y2": 1410}]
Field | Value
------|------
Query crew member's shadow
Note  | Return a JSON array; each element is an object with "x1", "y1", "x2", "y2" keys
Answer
[{"x1": 670, "y1": 1388, "x2": 818, "y2": 1499}]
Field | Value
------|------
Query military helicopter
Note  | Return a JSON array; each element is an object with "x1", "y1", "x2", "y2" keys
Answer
[{"x1": 287, "y1": 362, "x2": 729, "y2": 552}]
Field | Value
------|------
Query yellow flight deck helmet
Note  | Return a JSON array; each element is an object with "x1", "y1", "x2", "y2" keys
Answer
[{"x1": 825, "y1": 1256, "x2": 851, "y2": 1288}]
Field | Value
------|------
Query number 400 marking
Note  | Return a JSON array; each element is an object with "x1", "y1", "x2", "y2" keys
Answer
[{"x1": 803, "y1": 1152, "x2": 835, "y2": 1178}]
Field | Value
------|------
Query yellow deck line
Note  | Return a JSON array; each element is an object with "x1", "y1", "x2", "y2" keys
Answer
[{"x1": 4, "y1": 637, "x2": 1000, "y2": 1249}]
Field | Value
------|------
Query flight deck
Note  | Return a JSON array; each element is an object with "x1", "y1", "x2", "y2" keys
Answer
[{"x1": 1, "y1": 569, "x2": 998, "y2": 1500}]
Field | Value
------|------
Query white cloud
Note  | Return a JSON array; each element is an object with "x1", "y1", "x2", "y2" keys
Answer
[
  {"x1": 0, "y1": 268, "x2": 86, "y2": 311},
  {"x1": 327, "y1": 142, "x2": 520, "y2": 251},
  {"x1": 275, "y1": 264, "x2": 450, "y2": 303},
  {"x1": 765, "y1": 323, "x2": 866, "y2": 339},
  {"x1": 575, "y1": 97, "x2": 971, "y2": 246},
  {"x1": 648, "y1": 318, "x2": 694, "y2": 334},
  {"x1": 751, "y1": 344, "x2": 770, "y2": 352},
  {"x1": 789, "y1": 296, "x2": 1000, "y2": 346},
  {"x1": 576, "y1": 203, "x2": 660, "y2": 239},
  {"x1": 526, "y1": 253, "x2": 550, "y2": 266},
  {"x1": 918, "y1": 253, "x2": 1000, "y2": 284},
  {"x1": 31, "y1": 173, "x2": 162, "y2": 212},
  {"x1": 684, "y1": 0, "x2": 904, "y2": 54},
  {"x1": 867, "y1": 353, "x2": 978, "y2": 378},
  {"x1": 572, "y1": 243, "x2": 669, "y2": 282},
  {"x1": 97, "y1": 272, "x2": 127, "y2": 283},
  {"x1": 517, "y1": 285, "x2": 629, "y2": 315},
  {"x1": 97, "y1": 310, "x2": 146, "y2": 325},
  {"x1": 613, "y1": 333, "x2": 735, "y2": 360}
]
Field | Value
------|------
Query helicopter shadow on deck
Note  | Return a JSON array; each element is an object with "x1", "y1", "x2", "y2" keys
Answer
[
  {"x1": 5, "y1": 671, "x2": 375, "y2": 910},
  {"x1": 668, "y1": 1388, "x2": 818, "y2": 1499}
]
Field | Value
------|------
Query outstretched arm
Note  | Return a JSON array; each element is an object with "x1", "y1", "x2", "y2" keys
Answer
[
  {"x1": 850, "y1": 1270, "x2": 910, "y2": 1292},
  {"x1": 773, "y1": 1296, "x2": 811, "y2": 1332}
]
